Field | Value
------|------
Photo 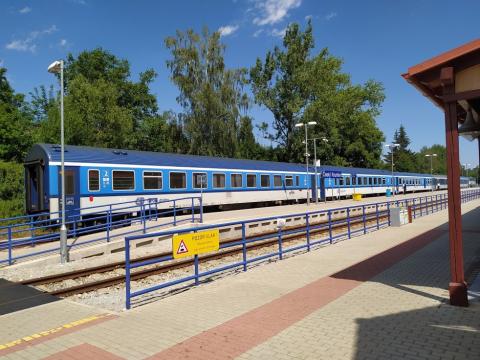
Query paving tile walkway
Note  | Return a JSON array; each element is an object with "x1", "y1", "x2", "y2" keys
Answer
[{"x1": 0, "y1": 199, "x2": 479, "y2": 359}]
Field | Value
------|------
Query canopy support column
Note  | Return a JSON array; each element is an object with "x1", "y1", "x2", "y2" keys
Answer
[{"x1": 441, "y1": 67, "x2": 468, "y2": 306}]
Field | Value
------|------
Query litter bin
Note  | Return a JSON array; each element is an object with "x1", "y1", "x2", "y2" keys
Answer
[
  {"x1": 386, "y1": 189, "x2": 392, "y2": 197},
  {"x1": 353, "y1": 193, "x2": 362, "y2": 201}
]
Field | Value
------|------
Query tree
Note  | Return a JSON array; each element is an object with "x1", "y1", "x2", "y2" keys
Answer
[
  {"x1": 165, "y1": 27, "x2": 253, "y2": 158},
  {"x1": 250, "y1": 21, "x2": 314, "y2": 162},
  {"x1": 384, "y1": 125, "x2": 418, "y2": 172},
  {"x1": 37, "y1": 48, "x2": 161, "y2": 149},
  {"x1": 416, "y1": 144, "x2": 446, "y2": 175},
  {"x1": 250, "y1": 21, "x2": 385, "y2": 167},
  {"x1": 0, "y1": 68, "x2": 34, "y2": 162}
]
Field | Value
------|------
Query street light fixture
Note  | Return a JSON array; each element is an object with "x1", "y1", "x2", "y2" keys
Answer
[
  {"x1": 385, "y1": 143, "x2": 400, "y2": 197},
  {"x1": 48, "y1": 59, "x2": 68, "y2": 264},
  {"x1": 295, "y1": 121, "x2": 317, "y2": 205},
  {"x1": 462, "y1": 163, "x2": 471, "y2": 178},
  {"x1": 425, "y1": 153, "x2": 437, "y2": 191}
]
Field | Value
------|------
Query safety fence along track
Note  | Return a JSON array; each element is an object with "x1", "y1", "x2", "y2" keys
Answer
[{"x1": 18, "y1": 190, "x2": 480, "y2": 308}]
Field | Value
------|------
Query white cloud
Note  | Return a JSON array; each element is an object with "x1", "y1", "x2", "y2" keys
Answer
[
  {"x1": 324, "y1": 12, "x2": 337, "y2": 21},
  {"x1": 270, "y1": 27, "x2": 287, "y2": 38},
  {"x1": 218, "y1": 25, "x2": 239, "y2": 37},
  {"x1": 19, "y1": 6, "x2": 32, "y2": 14},
  {"x1": 253, "y1": 0, "x2": 301, "y2": 26},
  {"x1": 5, "y1": 25, "x2": 58, "y2": 53},
  {"x1": 253, "y1": 29, "x2": 264, "y2": 37},
  {"x1": 60, "y1": 39, "x2": 68, "y2": 47}
]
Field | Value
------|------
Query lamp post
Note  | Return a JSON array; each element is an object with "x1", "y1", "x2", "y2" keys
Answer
[
  {"x1": 48, "y1": 60, "x2": 67, "y2": 264},
  {"x1": 385, "y1": 143, "x2": 400, "y2": 197},
  {"x1": 425, "y1": 153, "x2": 437, "y2": 191},
  {"x1": 310, "y1": 137, "x2": 328, "y2": 204},
  {"x1": 295, "y1": 121, "x2": 317, "y2": 205},
  {"x1": 462, "y1": 163, "x2": 471, "y2": 178}
]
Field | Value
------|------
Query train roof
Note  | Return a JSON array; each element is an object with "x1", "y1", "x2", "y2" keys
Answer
[{"x1": 26, "y1": 144, "x2": 448, "y2": 178}]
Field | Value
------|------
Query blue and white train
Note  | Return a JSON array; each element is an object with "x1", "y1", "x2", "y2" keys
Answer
[{"x1": 24, "y1": 144, "x2": 470, "y2": 220}]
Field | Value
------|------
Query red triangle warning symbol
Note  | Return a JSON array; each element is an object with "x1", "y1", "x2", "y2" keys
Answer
[{"x1": 176, "y1": 240, "x2": 188, "y2": 254}]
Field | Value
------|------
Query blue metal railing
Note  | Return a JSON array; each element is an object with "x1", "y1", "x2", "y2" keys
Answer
[
  {"x1": 124, "y1": 189, "x2": 480, "y2": 309},
  {"x1": 0, "y1": 196, "x2": 202, "y2": 265}
]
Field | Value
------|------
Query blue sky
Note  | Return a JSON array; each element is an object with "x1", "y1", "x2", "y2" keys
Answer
[{"x1": 1, "y1": 0, "x2": 480, "y2": 168}]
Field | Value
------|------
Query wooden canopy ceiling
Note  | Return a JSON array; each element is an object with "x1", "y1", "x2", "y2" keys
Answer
[{"x1": 402, "y1": 39, "x2": 480, "y2": 122}]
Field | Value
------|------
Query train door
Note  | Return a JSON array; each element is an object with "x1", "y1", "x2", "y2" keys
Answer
[
  {"x1": 25, "y1": 161, "x2": 46, "y2": 213},
  {"x1": 319, "y1": 176, "x2": 326, "y2": 201},
  {"x1": 58, "y1": 166, "x2": 80, "y2": 220},
  {"x1": 311, "y1": 174, "x2": 318, "y2": 202}
]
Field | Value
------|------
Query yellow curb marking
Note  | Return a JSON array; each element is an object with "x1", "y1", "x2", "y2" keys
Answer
[{"x1": 0, "y1": 314, "x2": 111, "y2": 351}]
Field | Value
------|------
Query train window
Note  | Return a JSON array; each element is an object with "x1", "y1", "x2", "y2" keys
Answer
[
  {"x1": 143, "y1": 171, "x2": 162, "y2": 190},
  {"x1": 247, "y1": 174, "x2": 257, "y2": 188},
  {"x1": 368, "y1": 178, "x2": 373, "y2": 186},
  {"x1": 346, "y1": 177, "x2": 351, "y2": 186},
  {"x1": 285, "y1": 175, "x2": 293, "y2": 187},
  {"x1": 193, "y1": 172, "x2": 207, "y2": 189},
  {"x1": 261, "y1": 174, "x2": 270, "y2": 187},
  {"x1": 65, "y1": 170, "x2": 75, "y2": 195},
  {"x1": 88, "y1": 170, "x2": 100, "y2": 191},
  {"x1": 274, "y1": 175, "x2": 282, "y2": 187},
  {"x1": 339, "y1": 178, "x2": 344, "y2": 186},
  {"x1": 296, "y1": 176, "x2": 299, "y2": 186},
  {"x1": 352, "y1": 177, "x2": 356, "y2": 185},
  {"x1": 230, "y1": 174, "x2": 242, "y2": 188},
  {"x1": 358, "y1": 177, "x2": 363, "y2": 185},
  {"x1": 169, "y1": 172, "x2": 186, "y2": 189},
  {"x1": 382, "y1": 178, "x2": 386, "y2": 185},
  {"x1": 113, "y1": 170, "x2": 135, "y2": 190},
  {"x1": 213, "y1": 173, "x2": 226, "y2": 188}
]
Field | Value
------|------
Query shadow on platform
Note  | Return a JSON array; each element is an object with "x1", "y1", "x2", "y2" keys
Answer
[
  {"x1": 0, "y1": 278, "x2": 59, "y2": 315},
  {"x1": 331, "y1": 206, "x2": 480, "y2": 359}
]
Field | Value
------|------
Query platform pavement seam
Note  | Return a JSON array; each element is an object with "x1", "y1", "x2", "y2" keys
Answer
[
  {"x1": 0, "y1": 313, "x2": 117, "y2": 357},
  {"x1": 147, "y1": 228, "x2": 446, "y2": 360}
]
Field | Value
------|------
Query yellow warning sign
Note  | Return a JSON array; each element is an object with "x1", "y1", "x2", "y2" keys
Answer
[{"x1": 172, "y1": 229, "x2": 220, "y2": 259}]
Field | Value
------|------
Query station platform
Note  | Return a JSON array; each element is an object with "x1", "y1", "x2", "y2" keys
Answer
[{"x1": 1, "y1": 199, "x2": 479, "y2": 359}]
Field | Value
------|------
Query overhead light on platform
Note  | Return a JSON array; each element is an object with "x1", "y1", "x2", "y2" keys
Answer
[{"x1": 458, "y1": 107, "x2": 480, "y2": 140}]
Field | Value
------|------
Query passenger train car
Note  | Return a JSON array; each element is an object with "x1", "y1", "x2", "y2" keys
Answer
[{"x1": 24, "y1": 144, "x2": 470, "y2": 220}]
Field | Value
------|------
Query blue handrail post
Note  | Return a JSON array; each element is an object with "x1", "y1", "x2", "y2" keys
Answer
[
  {"x1": 419, "y1": 197, "x2": 423, "y2": 216},
  {"x1": 375, "y1": 204, "x2": 380, "y2": 230},
  {"x1": 278, "y1": 226, "x2": 283, "y2": 260},
  {"x1": 125, "y1": 237, "x2": 131, "y2": 310},
  {"x1": 173, "y1": 200, "x2": 177, "y2": 226},
  {"x1": 387, "y1": 202, "x2": 391, "y2": 226},
  {"x1": 306, "y1": 214, "x2": 311, "y2": 252},
  {"x1": 30, "y1": 218, "x2": 35, "y2": 246},
  {"x1": 142, "y1": 203, "x2": 147, "y2": 234},
  {"x1": 107, "y1": 206, "x2": 112, "y2": 242},
  {"x1": 347, "y1": 208, "x2": 351, "y2": 239},
  {"x1": 413, "y1": 198, "x2": 416, "y2": 219},
  {"x1": 362, "y1": 205, "x2": 366, "y2": 234},
  {"x1": 328, "y1": 210, "x2": 333, "y2": 244},
  {"x1": 194, "y1": 254, "x2": 199, "y2": 285},
  {"x1": 191, "y1": 197, "x2": 194, "y2": 223},
  {"x1": 8, "y1": 226, "x2": 12, "y2": 266},
  {"x1": 242, "y1": 223, "x2": 247, "y2": 271},
  {"x1": 199, "y1": 197, "x2": 203, "y2": 223}
]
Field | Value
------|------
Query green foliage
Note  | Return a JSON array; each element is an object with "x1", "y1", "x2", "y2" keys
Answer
[
  {"x1": 384, "y1": 125, "x2": 418, "y2": 172},
  {"x1": 250, "y1": 21, "x2": 385, "y2": 167},
  {"x1": 0, "y1": 68, "x2": 34, "y2": 162},
  {"x1": 165, "y1": 27, "x2": 252, "y2": 158},
  {"x1": 416, "y1": 144, "x2": 447, "y2": 175},
  {"x1": 0, "y1": 161, "x2": 24, "y2": 218}
]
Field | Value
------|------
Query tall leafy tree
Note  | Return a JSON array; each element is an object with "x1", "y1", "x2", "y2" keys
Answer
[
  {"x1": 37, "y1": 48, "x2": 162, "y2": 150},
  {"x1": 0, "y1": 67, "x2": 34, "y2": 162},
  {"x1": 250, "y1": 21, "x2": 385, "y2": 166},
  {"x1": 416, "y1": 144, "x2": 446, "y2": 175},
  {"x1": 165, "y1": 27, "x2": 252, "y2": 157}
]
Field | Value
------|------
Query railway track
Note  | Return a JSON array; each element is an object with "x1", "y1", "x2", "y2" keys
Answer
[{"x1": 22, "y1": 211, "x2": 390, "y2": 297}]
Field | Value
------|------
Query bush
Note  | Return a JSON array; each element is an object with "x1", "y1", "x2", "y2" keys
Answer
[{"x1": 0, "y1": 161, "x2": 24, "y2": 218}]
